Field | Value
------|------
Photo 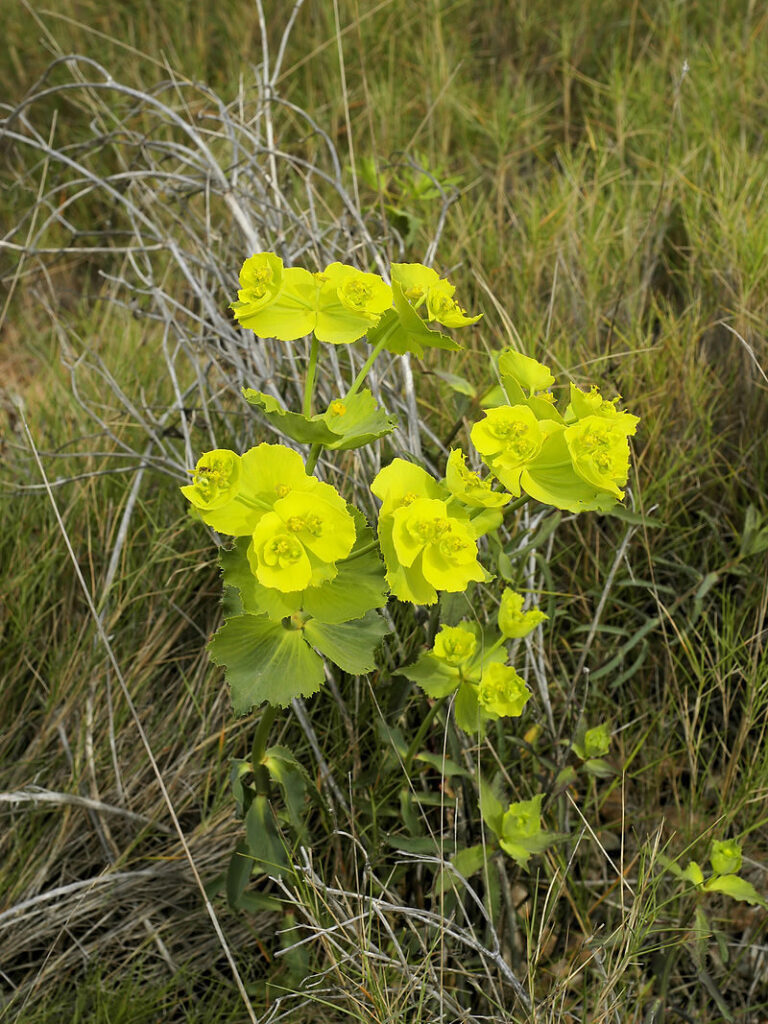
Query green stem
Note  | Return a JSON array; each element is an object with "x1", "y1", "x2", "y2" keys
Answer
[
  {"x1": 303, "y1": 337, "x2": 320, "y2": 418},
  {"x1": 342, "y1": 539, "x2": 378, "y2": 563},
  {"x1": 236, "y1": 493, "x2": 273, "y2": 513},
  {"x1": 403, "y1": 694, "x2": 450, "y2": 774},
  {"x1": 483, "y1": 633, "x2": 506, "y2": 659},
  {"x1": 251, "y1": 703, "x2": 278, "y2": 795},
  {"x1": 305, "y1": 442, "x2": 323, "y2": 475},
  {"x1": 505, "y1": 494, "x2": 531, "y2": 514},
  {"x1": 346, "y1": 328, "x2": 394, "y2": 400}
]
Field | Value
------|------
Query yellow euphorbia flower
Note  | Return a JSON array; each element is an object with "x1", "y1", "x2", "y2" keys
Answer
[
  {"x1": 181, "y1": 449, "x2": 241, "y2": 511},
  {"x1": 181, "y1": 443, "x2": 321, "y2": 536},
  {"x1": 247, "y1": 490, "x2": 356, "y2": 592},
  {"x1": 477, "y1": 662, "x2": 531, "y2": 718},
  {"x1": 471, "y1": 406, "x2": 553, "y2": 495},
  {"x1": 498, "y1": 589, "x2": 548, "y2": 639},
  {"x1": 432, "y1": 624, "x2": 478, "y2": 666},
  {"x1": 564, "y1": 414, "x2": 636, "y2": 500},
  {"x1": 231, "y1": 252, "x2": 283, "y2": 325},
  {"x1": 392, "y1": 497, "x2": 485, "y2": 593},
  {"x1": 444, "y1": 449, "x2": 510, "y2": 509}
]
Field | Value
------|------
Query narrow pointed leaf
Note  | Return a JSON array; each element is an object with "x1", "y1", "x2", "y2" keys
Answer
[
  {"x1": 368, "y1": 282, "x2": 460, "y2": 357},
  {"x1": 245, "y1": 795, "x2": 290, "y2": 876}
]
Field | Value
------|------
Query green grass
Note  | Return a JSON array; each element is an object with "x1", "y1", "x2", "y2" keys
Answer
[{"x1": 2, "y1": 1, "x2": 768, "y2": 1022}]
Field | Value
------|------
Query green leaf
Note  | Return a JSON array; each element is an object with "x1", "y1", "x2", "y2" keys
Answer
[
  {"x1": 432, "y1": 370, "x2": 477, "y2": 398},
  {"x1": 321, "y1": 390, "x2": 398, "y2": 450},
  {"x1": 414, "y1": 751, "x2": 471, "y2": 778},
  {"x1": 582, "y1": 757, "x2": 615, "y2": 779},
  {"x1": 680, "y1": 860, "x2": 705, "y2": 886},
  {"x1": 245, "y1": 795, "x2": 290, "y2": 876},
  {"x1": 385, "y1": 834, "x2": 455, "y2": 854},
  {"x1": 454, "y1": 679, "x2": 484, "y2": 735},
  {"x1": 226, "y1": 840, "x2": 254, "y2": 909},
  {"x1": 398, "y1": 652, "x2": 460, "y2": 697},
  {"x1": 229, "y1": 758, "x2": 251, "y2": 817},
  {"x1": 452, "y1": 844, "x2": 488, "y2": 879},
  {"x1": 304, "y1": 609, "x2": 388, "y2": 674},
  {"x1": 479, "y1": 777, "x2": 505, "y2": 837},
  {"x1": 369, "y1": 282, "x2": 460, "y2": 358},
  {"x1": 242, "y1": 388, "x2": 397, "y2": 452},
  {"x1": 209, "y1": 613, "x2": 324, "y2": 713},
  {"x1": 604, "y1": 505, "x2": 664, "y2": 528},
  {"x1": 553, "y1": 765, "x2": 578, "y2": 794},
  {"x1": 220, "y1": 539, "x2": 300, "y2": 621},
  {"x1": 263, "y1": 745, "x2": 309, "y2": 838},
  {"x1": 703, "y1": 874, "x2": 767, "y2": 906},
  {"x1": 242, "y1": 389, "x2": 336, "y2": 445}
]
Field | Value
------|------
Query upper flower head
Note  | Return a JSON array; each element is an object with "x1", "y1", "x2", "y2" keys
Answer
[
  {"x1": 564, "y1": 414, "x2": 636, "y2": 499},
  {"x1": 322, "y1": 263, "x2": 393, "y2": 318},
  {"x1": 232, "y1": 252, "x2": 283, "y2": 320},
  {"x1": 181, "y1": 449, "x2": 241, "y2": 511},
  {"x1": 498, "y1": 588, "x2": 548, "y2": 638},
  {"x1": 471, "y1": 405, "x2": 551, "y2": 494},
  {"x1": 426, "y1": 279, "x2": 482, "y2": 327}
]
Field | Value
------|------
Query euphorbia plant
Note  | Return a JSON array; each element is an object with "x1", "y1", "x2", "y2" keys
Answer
[{"x1": 181, "y1": 250, "x2": 641, "y2": 894}]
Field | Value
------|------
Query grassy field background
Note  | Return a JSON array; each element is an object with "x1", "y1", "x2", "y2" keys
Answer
[{"x1": 1, "y1": 1, "x2": 767, "y2": 1022}]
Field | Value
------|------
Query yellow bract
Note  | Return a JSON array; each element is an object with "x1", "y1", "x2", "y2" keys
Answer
[
  {"x1": 498, "y1": 589, "x2": 548, "y2": 639},
  {"x1": 181, "y1": 449, "x2": 241, "y2": 511},
  {"x1": 477, "y1": 663, "x2": 530, "y2": 719},
  {"x1": 444, "y1": 449, "x2": 511, "y2": 509},
  {"x1": 432, "y1": 624, "x2": 478, "y2": 666}
]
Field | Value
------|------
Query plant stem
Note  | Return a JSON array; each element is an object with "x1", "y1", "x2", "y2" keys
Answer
[
  {"x1": 346, "y1": 329, "x2": 393, "y2": 400},
  {"x1": 303, "y1": 337, "x2": 320, "y2": 418},
  {"x1": 251, "y1": 703, "x2": 278, "y2": 795},
  {"x1": 403, "y1": 695, "x2": 450, "y2": 774},
  {"x1": 305, "y1": 442, "x2": 322, "y2": 475},
  {"x1": 342, "y1": 539, "x2": 378, "y2": 562},
  {"x1": 505, "y1": 495, "x2": 531, "y2": 514}
]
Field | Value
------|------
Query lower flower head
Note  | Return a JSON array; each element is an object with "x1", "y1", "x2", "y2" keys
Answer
[
  {"x1": 392, "y1": 498, "x2": 485, "y2": 593},
  {"x1": 249, "y1": 512, "x2": 313, "y2": 591},
  {"x1": 478, "y1": 662, "x2": 530, "y2": 718},
  {"x1": 433, "y1": 624, "x2": 477, "y2": 666}
]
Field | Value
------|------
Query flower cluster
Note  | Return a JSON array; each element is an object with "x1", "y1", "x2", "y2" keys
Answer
[
  {"x1": 230, "y1": 253, "x2": 481, "y2": 346},
  {"x1": 182, "y1": 443, "x2": 356, "y2": 593},
  {"x1": 400, "y1": 620, "x2": 531, "y2": 734},
  {"x1": 471, "y1": 350, "x2": 639, "y2": 514},
  {"x1": 370, "y1": 459, "x2": 492, "y2": 605}
]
